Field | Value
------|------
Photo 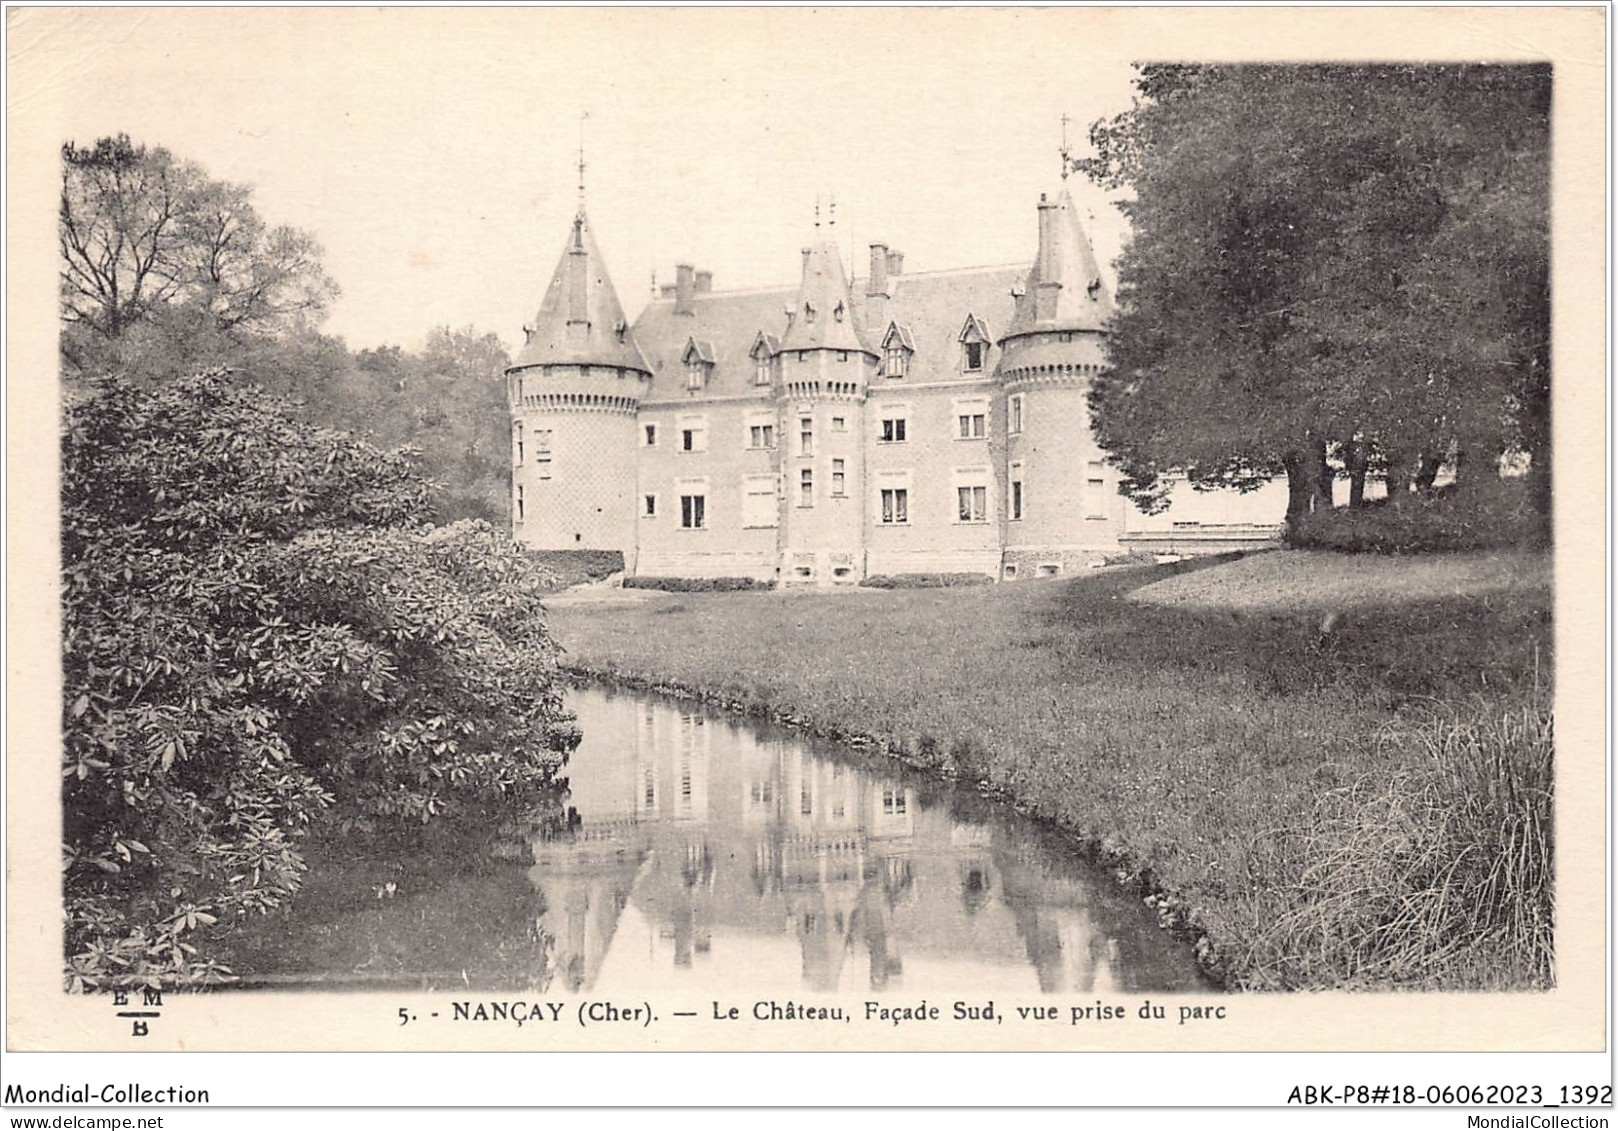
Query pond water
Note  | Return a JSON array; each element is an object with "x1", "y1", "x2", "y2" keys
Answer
[{"x1": 223, "y1": 686, "x2": 1211, "y2": 995}]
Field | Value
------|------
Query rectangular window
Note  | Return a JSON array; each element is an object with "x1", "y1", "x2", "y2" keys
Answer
[
  {"x1": 515, "y1": 484, "x2": 525, "y2": 521},
  {"x1": 831, "y1": 416, "x2": 846, "y2": 432},
  {"x1": 882, "y1": 788, "x2": 907, "y2": 816},
  {"x1": 534, "y1": 429, "x2": 553, "y2": 479},
  {"x1": 880, "y1": 418, "x2": 907, "y2": 443},
  {"x1": 957, "y1": 485, "x2": 987, "y2": 523},
  {"x1": 513, "y1": 422, "x2": 524, "y2": 465},
  {"x1": 884, "y1": 345, "x2": 907, "y2": 378},
  {"x1": 1087, "y1": 479, "x2": 1108, "y2": 517},
  {"x1": 957, "y1": 413, "x2": 986, "y2": 439},
  {"x1": 799, "y1": 467, "x2": 813, "y2": 508},
  {"x1": 831, "y1": 458, "x2": 846, "y2": 497},
  {"x1": 679, "y1": 421, "x2": 707, "y2": 452},
  {"x1": 644, "y1": 494, "x2": 657, "y2": 518},
  {"x1": 1087, "y1": 461, "x2": 1108, "y2": 518},
  {"x1": 645, "y1": 423, "x2": 658, "y2": 446},
  {"x1": 800, "y1": 417, "x2": 813, "y2": 455},
  {"x1": 755, "y1": 357, "x2": 771, "y2": 385},
  {"x1": 1011, "y1": 479, "x2": 1023, "y2": 521},
  {"x1": 680, "y1": 494, "x2": 706, "y2": 529},
  {"x1": 880, "y1": 488, "x2": 908, "y2": 524},
  {"x1": 685, "y1": 361, "x2": 706, "y2": 391},
  {"x1": 964, "y1": 341, "x2": 985, "y2": 371},
  {"x1": 1009, "y1": 395, "x2": 1023, "y2": 434},
  {"x1": 741, "y1": 475, "x2": 777, "y2": 528},
  {"x1": 749, "y1": 423, "x2": 775, "y2": 449}
]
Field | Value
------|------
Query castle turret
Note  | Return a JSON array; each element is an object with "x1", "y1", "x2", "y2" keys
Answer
[
  {"x1": 507, "y1": 205, "x2": 652, "y2": 558},
  {"x1": 777, "y1": 235, "x2": 877, "y2": 585},
  {"x1": 996, "y1": 191, "x2": 1123, "y2": 577}
]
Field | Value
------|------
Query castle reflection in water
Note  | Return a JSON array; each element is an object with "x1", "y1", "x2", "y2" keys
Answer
[{"x1": 531, "y1": 689, "x2": 1204, "y2": 996}]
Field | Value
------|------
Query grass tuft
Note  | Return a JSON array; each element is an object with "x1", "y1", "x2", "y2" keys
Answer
[{"x1": 1240, "y1": 694, "x2": 1553, "y2": 989}]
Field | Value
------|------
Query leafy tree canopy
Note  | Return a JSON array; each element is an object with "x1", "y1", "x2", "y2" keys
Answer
[
  {"x1": 1080, "y1": 64, "x2": 1550, "y2": 526},
  {"x1": 60, "y1": 135, "x2": 340, "y2": 375},
  {"x1": 60, "y1": 135, "x2": 512, "y2": 524},
  {"x1": 62, "y1": 370, "x2": 574, "y2": 989}
]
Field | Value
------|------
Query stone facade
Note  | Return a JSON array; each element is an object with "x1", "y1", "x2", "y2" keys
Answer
[{"x1": 507, "y1": 189, "x2": 1283, "y2": 584}]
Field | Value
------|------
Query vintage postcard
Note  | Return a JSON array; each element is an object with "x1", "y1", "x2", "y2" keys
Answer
[{"x1": 3, "y1": 3, "x2": 1609, "y2": 1110}]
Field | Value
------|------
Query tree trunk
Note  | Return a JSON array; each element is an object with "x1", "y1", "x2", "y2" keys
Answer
[
  {"x1": 1383, "y1": 445, "x2": 1410, "y2": 498},
  {"x1": 1415, "y1": 452, "x2": 1443, "y2": 493},
  {"x1": 1313, "y1": 440, "x2": 1335, "y2": 511},
  {"x1": 1345, "y1": 439, "x2": 1368, "y2": 507},
  {"x1": 1522, "y1": 352, "x2": 1551, "y2": 527},
  {"x1": 1283, "y1": 450, "x2": 1314, "y2": 542}
]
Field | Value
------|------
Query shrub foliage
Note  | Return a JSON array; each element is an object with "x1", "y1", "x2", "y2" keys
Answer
[
  {"x1": 1289, "y1": 477, "x2": 1548, "y2": 553},
  {"x1": 858, "y1": 573, "x2": 995, "y2": 589},
  {"x1": 62, "y1": 371, "x2": 577, "y2": 989},
  {"x1": 621, "y1": 576, "x2": 775, "y2": 592}
]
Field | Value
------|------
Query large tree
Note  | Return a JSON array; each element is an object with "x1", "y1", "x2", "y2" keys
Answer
[
  {"x1": 1080, "y1": 65, "x2": 1550, "y2": 531},
  {"x1": 60, "y1": 135, "x2": 339, "y2": 375},
  {"x1": 62, "y1": 370, "x2": 574, "y2": 989}
]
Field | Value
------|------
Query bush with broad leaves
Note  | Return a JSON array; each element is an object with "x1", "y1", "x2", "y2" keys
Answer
[{"x1": 62, "y1": 370, "x2": 577, "y2": 990}]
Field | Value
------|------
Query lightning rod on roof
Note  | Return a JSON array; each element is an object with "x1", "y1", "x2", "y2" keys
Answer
[{"x1": 577, "y1": 111, "x2": 590, "y2": 206}]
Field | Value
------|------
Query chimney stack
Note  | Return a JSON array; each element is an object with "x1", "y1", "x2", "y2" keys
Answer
[
  {"x1": 694, "y1": 269, "x2": 713, "y2": 294},
  {"x1": 867, "y1": 243, "x2": 890, "y2": 298},
  {"x1": 674, "y1": 263, "x2": 695, "y2": 315},
  {"x1": 866, "y1": 243, "x2": 890, "y2": 331},
  {"x1": 1035, "y1": 194, "x2": 1062, "y2": 320},
  {"x1": 565, "y1": 218, "x2": 590, "y2": 327}
]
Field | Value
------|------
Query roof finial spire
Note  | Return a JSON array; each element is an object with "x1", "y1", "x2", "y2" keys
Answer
[
  {"x1": 1060, "y1": 112, "x2": 1080, "y2": 182},
  {"x1": 576, "y1": 111, "x2": 590, "y2": 208}
]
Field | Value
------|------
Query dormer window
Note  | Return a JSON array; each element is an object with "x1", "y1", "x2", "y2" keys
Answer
[
  {"x1": 748, "y1": 331, "x2": 779, "y2": 387},
  {"x1": 957, "y1": 314, "x2": 991, "y2": 373},
  {"x1": 614, "y1": 319, "x2": 629, "y2": 342},
  {"x1": 1087, "y1": 278, "x2": 1102, "y2": 299},
  {"x1": 833, "y1": 299, "x2": 845, "y2": 323},
  {"x1": 804, "y1": 301, "x2": 817, "y2": 325},
  {"x1": 681, "y1": 337, "x2": 716, "y2": 392},
  {"x1": 884, "y1": 343, "x2": 907, "y2": 378},
  {"x1": 879, "y1": 322, "x2": 915, "y2": 379}
]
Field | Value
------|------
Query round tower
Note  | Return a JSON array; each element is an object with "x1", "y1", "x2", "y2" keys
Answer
[
  {"x1": 775, "y1": 234, "x2": 878, "y2": 586},
  {"x1": 507, "y1": 207, "x2": 652, "y2": 561},
  {"x1": 995, "y1": 190, "x2": 1124, "y2": 580}
]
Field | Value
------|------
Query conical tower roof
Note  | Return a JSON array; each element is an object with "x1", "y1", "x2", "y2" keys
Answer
[
  {"x1": 1003, "y1": 190, "x2": 1115, "y2": 340},
  {"x1": 779, "y1": 238, "x2": 874, "y2": 355},
  {"x1": 511, "y1": 209, "x2": 652, "y2": 373}
]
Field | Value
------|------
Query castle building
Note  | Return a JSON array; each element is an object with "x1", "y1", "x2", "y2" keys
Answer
[{"x1": 506, "y1": 186, "x2": 1282, "y2": 585}]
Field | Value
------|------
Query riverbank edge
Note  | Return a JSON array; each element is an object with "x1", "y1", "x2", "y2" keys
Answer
[{"x1": 557, "y1": 660, "x2": 1231, "y2": 991}]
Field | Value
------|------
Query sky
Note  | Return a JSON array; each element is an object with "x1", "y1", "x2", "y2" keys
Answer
[
  {"x1": 11, "y1": 8, "x2": 1153, "y2": 352},
  {"x1": 9, "y1": 6, "x2": 1597, "y2": 357}
]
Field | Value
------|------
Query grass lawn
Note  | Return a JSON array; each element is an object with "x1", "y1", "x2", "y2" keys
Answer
[{"x1": 547, "y1": 550, "x2": 1553, "y2": 991}]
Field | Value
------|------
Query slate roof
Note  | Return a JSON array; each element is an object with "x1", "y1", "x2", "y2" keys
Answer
[
  {"x1": 779, "y1": 239, "x2": 871, "y2": 355},
  {"x1": 511, "y1": 209, "x2": 653, "y2": 374},
  {"x1": 634, "y1": 284, "x2": 797, "y2": 402},
  {"x1": 1003, "y1": 190, "x2": 1116, "y2": 339},
  {"x1": 868, "y1": 264, "x2": 1023, "y2": 384},
  {"x1": 633, "y1": 262, "x2": 1027, "y2": 400}
]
